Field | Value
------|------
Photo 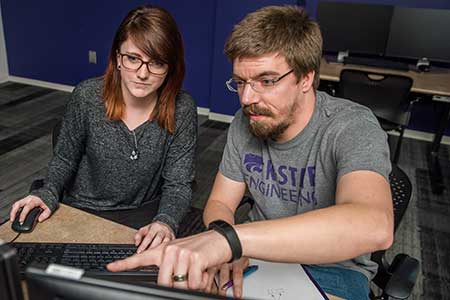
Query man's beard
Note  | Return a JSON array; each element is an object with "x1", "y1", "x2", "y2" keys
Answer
[{"x1": 243, "y1": 103, "x2": 295, "y2": 140}]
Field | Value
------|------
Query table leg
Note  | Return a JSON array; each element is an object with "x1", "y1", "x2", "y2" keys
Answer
[{"x1": 428, "y1": 101, "x2": 450, "y2": 195}]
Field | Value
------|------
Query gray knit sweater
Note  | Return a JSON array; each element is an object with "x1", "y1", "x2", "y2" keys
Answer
[{"x1": 32, "y1": 78, "x2": 197, "y2": 232}]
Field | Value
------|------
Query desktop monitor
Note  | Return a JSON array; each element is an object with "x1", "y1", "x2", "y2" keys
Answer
[
  {"x1": 0, "y1": 242, "x2": 24, "y2": 300},
  {"x1": 385, "y1": 7, "x2": 450, "y2": 64},
  {"x1": 317, "y1": 2, "x2": 393, "y2": 56},
  {"x1": 26, "y1": 264, "x2": 228, "y2": 300}
]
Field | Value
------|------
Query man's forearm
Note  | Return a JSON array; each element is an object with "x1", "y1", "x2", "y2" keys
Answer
[{"x1": 235, "y1": 203, "x2": 393, "y2": 264}]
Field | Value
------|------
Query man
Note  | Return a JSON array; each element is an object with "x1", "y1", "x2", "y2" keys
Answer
[{"x1": 108, "y1": 6, "x2": 393, "y2": 300}]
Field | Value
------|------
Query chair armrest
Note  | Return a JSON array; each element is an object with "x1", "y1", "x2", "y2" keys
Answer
[
  {"x1": 384, "y1": 254, "x2": 420, "y2": 299},
  {"x1": 235, "y1": 196, "x2": 255, "y2": 224}
]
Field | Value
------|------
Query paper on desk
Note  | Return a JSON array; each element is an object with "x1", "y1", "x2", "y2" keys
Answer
[{"x1": 227, "y1": 259, "x2": 328, "y2": 300}]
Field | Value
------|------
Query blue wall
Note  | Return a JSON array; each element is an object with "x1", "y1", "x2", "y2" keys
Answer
[
  {"x1": 209, "y1": 0, "x2": 297, "y2": 116},
  {"x1": 0, "y1": 0, "x2": 298, "y2": 114},
  {"x1": 0, "y1": 0, "x2": 449, "y2": 135},
  {"x1": 0, "y1": 0, "x2": 216, "y2": 109}
]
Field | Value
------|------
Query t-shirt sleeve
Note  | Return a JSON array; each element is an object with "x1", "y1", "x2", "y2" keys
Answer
[
  {"x1": 219, "y1": 112, "x2": 245, "y2": 183},
  {"x1": 334, "y1": 110, "x2": 391, "y2": 181}
]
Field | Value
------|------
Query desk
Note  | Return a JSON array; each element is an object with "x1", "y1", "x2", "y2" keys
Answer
[
  {"x1": 320, "y1": 58, "x2": 450, "y2": 96},
  {"x1": 0, "y1": 204, "x2": 136, "y2": 244},
  {"x1": 0, "y1": 204, "x2": 343, "y2": 300},
  {"x1": 320, "y1": 58, "x2": 450, "y2": 193}
]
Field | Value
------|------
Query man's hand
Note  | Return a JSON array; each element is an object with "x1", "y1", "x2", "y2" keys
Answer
[
  {"x1": 203, "y1": 265, "x2": 219, "y2": 294},
  {"x1": 135, "y1": 221, "x2": 175, "y2": 253},
  {"x1": 202, "y1": 257, "x2": 249, "y2": 298},
  {"x1": 220, "y1": 257, "x2": 249, "y2": 298},
  {"x1": 108, "y1": 230, "x2": 232, "y2": 290}
]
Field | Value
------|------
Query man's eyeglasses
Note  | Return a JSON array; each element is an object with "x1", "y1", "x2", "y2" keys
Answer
[
  {"x1": 118, "y1": 53, "x2": 168, "y2": 75},
  {"x1": 226, "y1": 69, "x2": 294, "y2": 94}
]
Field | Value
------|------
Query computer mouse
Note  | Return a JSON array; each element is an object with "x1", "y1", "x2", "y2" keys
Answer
[{"x1": 11, "y1": 207, "x2": 43, "y2": 233}]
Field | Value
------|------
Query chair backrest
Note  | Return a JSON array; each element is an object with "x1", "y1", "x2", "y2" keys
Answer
[
  {"x1": 389, "y1": 164, "x2": 412, "y2": 232},
  {"x1": 339, "y1": 69, "x2": 413, "y2": 126},
  {"x1": 371, "y1": 163, "x2": 414, "y2": 293},
  {"x1": 29, "y1": 120, "x2": 62, "y2": 192},
  {"x1": 52, "y1": 120, "x2": 62, "y2": 150}
]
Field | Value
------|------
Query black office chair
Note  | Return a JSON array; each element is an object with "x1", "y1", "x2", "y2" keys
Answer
[
  {"x1": 338, "y1": 69, "x2": 415, "y2": 164},
  {"x1": 370, "y1": 164, "x2": 419, "y2": 299},
  {"x1": 29, "y1": 121, "x2": 62, "y2": 192}
]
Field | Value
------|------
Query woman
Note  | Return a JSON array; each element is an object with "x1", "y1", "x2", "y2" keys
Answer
[{"x1": 9, "y1": 5, "x2": 197, "y2": 252}]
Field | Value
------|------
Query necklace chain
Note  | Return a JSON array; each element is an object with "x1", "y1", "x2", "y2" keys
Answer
[{"x1": 130, "y1": 130, "x2": 139, "y2": 160}]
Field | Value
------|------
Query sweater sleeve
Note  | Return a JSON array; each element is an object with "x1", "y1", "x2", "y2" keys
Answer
[
  {"x1": 152, "y1": 92, "x2": 198, "y2": 233},
  {"x1": 31, "y1": 84, "x2": 87, "y2": 212}
]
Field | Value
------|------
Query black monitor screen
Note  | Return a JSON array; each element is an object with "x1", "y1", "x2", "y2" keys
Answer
[
  {"x1": 25, "y1": 264, "x2": 227, "y2": 300},
  {"x1": 386, "y1": 7, "x2": 450, "y2": 63},
  {"x1": 317, "y1": 2, "x2": 393, "y2": 56}
]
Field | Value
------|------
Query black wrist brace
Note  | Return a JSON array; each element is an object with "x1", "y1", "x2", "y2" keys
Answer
[{"x1": 208, "y1": 220, "x2": 242, "y2": 263}]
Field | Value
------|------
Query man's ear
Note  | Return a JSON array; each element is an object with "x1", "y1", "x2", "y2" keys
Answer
[{"x1": 300, "y1": 70, "x2": 315, "y2": 93}]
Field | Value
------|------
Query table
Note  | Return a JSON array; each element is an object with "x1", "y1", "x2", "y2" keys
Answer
[
  {"x1": 320, "y1": 58, "x2": 450, "y2": 193},
  {"x1": 320, "y1": 58, "x2": 450, "y2": 96},
  {"x1": 0, "y1": 204, "x2": 343, "y2": 300},
  {"x1": 0, "y1": 204, "x2": 136, "y2": 244}
]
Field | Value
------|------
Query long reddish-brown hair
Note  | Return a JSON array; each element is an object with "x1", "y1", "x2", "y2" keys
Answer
[{"x1": 103, "y1": 5, "x2": 185, "y2": 134}]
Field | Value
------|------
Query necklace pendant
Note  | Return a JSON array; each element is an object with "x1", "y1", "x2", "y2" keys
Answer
[{"x1": 130, "y1": 150, "x2": 138, "y2": 160}]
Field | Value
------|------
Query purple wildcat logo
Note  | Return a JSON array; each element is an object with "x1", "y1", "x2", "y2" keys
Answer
[
  {"x1": 243, "y1": 152, "x2": 317, "y2": 207},
  {"x1": 244, "y1": 153, "x2": 263, "y2": 173}
]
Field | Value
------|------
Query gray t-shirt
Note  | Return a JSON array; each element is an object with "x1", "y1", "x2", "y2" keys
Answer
[
  {"x1": 32, "y1": 78, "x2": 197, "y2": 232},
  {"x1": 219, "y1": 91, "x2": 391, "y2": 280}
]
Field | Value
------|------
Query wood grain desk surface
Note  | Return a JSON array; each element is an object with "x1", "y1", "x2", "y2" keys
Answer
[
  {"x1": 320, "y1": 58, "x2": 450, "y2": 97},
  {"x1": 0, "y1": 204, "x2": 136, "y2": 244},
  {"x1": 0, "y1": 204, "x2": 344, "y2": 300}
]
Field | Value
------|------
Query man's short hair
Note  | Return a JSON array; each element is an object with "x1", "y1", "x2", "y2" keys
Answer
[{"x1": 224, "y1": 5, "x2": 322, "y2": 91}]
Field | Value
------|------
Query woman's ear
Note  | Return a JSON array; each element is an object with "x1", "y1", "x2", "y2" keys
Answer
[{"x1": 116, "y1": 51, "x2": 121, "y2": 68}]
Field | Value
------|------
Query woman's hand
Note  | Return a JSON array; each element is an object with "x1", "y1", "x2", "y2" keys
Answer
[
  {"x1": 9, "y1": 195, "x2": 52, "y2": 223},
  {"x1": 135, "y1": 221, "x2": 175, "y2": 253}
]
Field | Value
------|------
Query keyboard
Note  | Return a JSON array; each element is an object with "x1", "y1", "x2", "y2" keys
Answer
[
  {"x1": 12, "y1": 242, "x2": 158, "y2": 281},
  {"x1": 344, "y1": 56, "x2": 409, "y2": 71}
]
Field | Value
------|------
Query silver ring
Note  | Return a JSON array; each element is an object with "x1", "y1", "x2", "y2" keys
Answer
[{"x1": 172, "y1": 274, "x2": 188, "y2": 282}]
